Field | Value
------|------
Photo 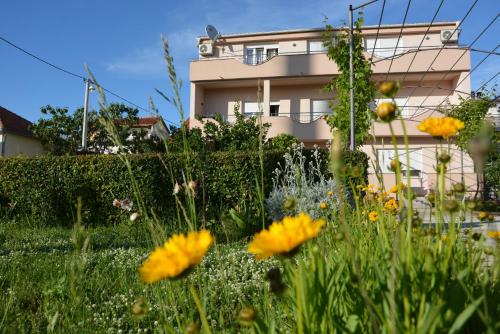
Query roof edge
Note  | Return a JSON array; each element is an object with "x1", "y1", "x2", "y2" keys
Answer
[{"x1": 198, "y1": 21, "x2": 459, "y2": 41}]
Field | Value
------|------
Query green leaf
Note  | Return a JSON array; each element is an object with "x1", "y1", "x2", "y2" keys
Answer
[{"x1": 449, "y1": 296, "x2": 484, "y2": 334}]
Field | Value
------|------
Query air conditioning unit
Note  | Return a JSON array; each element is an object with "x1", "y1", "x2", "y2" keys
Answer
[
  {"x1": 198, "y1": 43, "x2": 213, "y2": 56},
  {"x1": 440, "y1": 29, "x2": 459, "y2": 44}
]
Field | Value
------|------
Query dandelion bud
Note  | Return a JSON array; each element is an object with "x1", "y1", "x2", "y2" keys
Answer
[
  {"x1": 283, "y1": 197, "x2": 297, "y2": 211},
  {"x1": 239, "y1": 307, "x2": 257, "y2": 324},
  {"x1": 487, "y1": 214, "x2": 494, "y2": 223},
  {"x1": 453, "y1": 183, "x2": 466, "y2": 194},
  {"x1": 185, "y1": 322, "x2": 200, "y2": 334},
  {"x1": 446, "y1": 189, "x2": 454, "y2": 197},
  {"x1": 389, "y1": 159, "x2": 400, "y2": 172},
  {"x1": 435, "y1": 163, "x2": 447, "y2": 174},
  {"x1": 270, "y1": 280, "x2": 286, "y2": 294},
  {"x1": 472, "y1": 232, "x2": 482, "y2": 241},
  {"x1": 319, "y1": 202, "x2": 328, "y2": 210},
  {"x1": 438, "y1": 153, "x2": 451, "y2": 164},
  {"x1": 351, "y1": 165, "x2": 362, "y2": 178},
  {"x1": 466, "y1": 200, "x2": 477, "y2": 210},
  {"x1": 266, "y1": 267, "x2": 282, "y2": 281},
  {"x1": 376, "y1": 102, "x2": 397, "y2": 122},
  {"x1": 327, "y1": 191, "x2": 334, "y2": 197},
  {"x1": 478, "y1": 211, "x2": 489, "y2": 221},
  {"x1": 444, "y1": 199, "x2": 459, "y2": 212},
  {"x1": 333, "y1": 232, "x2": 344, "y2": 241},
  {"x1": 378, "y1": 81, "x2": 399, "y2": 97},
  {"x1": 130, "y1": 212, "x2": 139, "y2": 222},
  {"x1": 131, "y1": 298, "x2": 148, "y2": 317}
]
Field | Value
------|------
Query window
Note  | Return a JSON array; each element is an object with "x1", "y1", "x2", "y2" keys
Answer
[
  {"x1": 270, "y1": 101, "x2": 280, "y2": 116},
  {"x1": 245, "y1": 44, "x2": 279, "y2": 64},
  {"x1": 311, "y1": 100, "x2": 331, "y2": 120},
  {"x1": 375, "y1": 97, "x2": 410, "y2": 118},
  {"x1": 377, "y1": 149, "x2": 422, "y2": 177},
  {"x1": 365, "y1": 37, "x2": 405, "y2": 58},
  {"x1": 309, "y1": 40, "x2": 328, "y2": 53},
  {"x1": 243, "y1": 102, "x2": 261, "y2": 117}
]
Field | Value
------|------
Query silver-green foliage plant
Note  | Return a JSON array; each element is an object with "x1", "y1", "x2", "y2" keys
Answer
[{"x1": 266, "y1": 143, "x2": 337, "y2": 220}]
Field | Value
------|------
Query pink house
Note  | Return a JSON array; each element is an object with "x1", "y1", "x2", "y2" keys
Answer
[{"x1": 189, "y1": 22, "x2": 476, "y2": 195}]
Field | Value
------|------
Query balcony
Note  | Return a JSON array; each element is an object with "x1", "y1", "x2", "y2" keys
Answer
[{"x1": 190, "y1": 47, "x2": 470, "y2": 82}]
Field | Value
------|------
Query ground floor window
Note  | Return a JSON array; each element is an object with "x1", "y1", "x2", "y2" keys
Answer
[{"x1": 377, "y1": 148, "x2": 423, "y2": 177}]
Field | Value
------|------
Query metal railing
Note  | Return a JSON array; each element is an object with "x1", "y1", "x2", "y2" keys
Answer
[{"x1": 202, "y1": 111, "x2": 332, "y2": 124}]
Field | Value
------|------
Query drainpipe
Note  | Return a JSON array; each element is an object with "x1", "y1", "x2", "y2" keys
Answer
[{"x1": 0, "y1": 128, "x2": 5, "y2": 157}]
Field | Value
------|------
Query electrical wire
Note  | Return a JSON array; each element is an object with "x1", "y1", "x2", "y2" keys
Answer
[
  {"x1": 0, "y1": 35, "x2": 180, "y2": 127},
  {"x1": 370, "y1": 0, "x2": 387, "y2": 61}
]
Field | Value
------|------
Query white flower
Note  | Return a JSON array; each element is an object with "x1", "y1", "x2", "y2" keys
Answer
[
  {"x1": 173, "y1": 182, "x2": 182, "y2": 195},
  {"x1": 129, "y1": 213, "x2": 139, "y2": 222}
]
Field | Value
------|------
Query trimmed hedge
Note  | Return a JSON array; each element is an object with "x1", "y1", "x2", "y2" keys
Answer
[{"x1": 0, "y1": 149, "x2": 368, "y2": 227}]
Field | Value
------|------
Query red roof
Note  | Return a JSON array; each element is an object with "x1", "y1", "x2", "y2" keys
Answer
[
  {"x1": 114, "y1": 117, "x2": 161, "y2": 128},
  {"x1": 0, "y1": 106, "x2": 35, "y2": 138}
]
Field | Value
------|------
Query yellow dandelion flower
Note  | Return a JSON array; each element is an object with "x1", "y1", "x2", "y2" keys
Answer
[
  {"x1": 487, "y1": 231, "x2": 500, "y2": 240},
  {"x1": 248, "y1": 212, "x2": 325, "y2": 259},
  {"x1": 390, "y1": 183, "x2": 406, "y2": 193},
  {"x1": 383, "y1": 198, "x2": 399, "y2": 213},
  {"x1": 368, "y1": 211, "x2": 379, "y2": 222},
  {"x1": 327, "y1": 191, "x2": 334, "y2": 197},
  {"x1": 478, "y1": 211, "x2": 489, "y2": 221},
  {"x1": 417, "y1": 117, "x2": 464, "y2": 139},
  {"x1": 139, "y1": 230, "x2": 213, "y2": 284},
  {"x1": 319, "y1": 202, "x2": 329, "y2": 210}
]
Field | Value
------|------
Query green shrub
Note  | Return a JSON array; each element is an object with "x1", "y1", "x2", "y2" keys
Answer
[{"x1": 0, "y1": 150, "x2": 368, "y2": 228}]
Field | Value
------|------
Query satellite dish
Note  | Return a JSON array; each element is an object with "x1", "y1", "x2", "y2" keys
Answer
[{"x1": 206, "y1": 25, "x2": 220, "y2": 42}]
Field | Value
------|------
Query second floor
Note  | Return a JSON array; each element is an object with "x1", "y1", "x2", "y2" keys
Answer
[{"x1": 190, "y1": 21, "x2": 470, "y2": 82}]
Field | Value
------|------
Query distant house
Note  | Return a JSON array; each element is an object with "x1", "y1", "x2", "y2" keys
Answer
[{"x1": 0, "y1": 106, "x2": 44, "y2": 157}]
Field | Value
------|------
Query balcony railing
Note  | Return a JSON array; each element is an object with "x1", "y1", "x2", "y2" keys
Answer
[{"x1": 203, "y1": 111, "x2": 332, "y2": 124}]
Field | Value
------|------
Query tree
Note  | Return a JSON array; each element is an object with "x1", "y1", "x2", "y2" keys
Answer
[
  {"x1": 323, "y1": 17, "x2": 375, "y2": 148},
  {"x1": 268, "y1": 134, "x2": 299, "y2": 150},
  {"x1": 447, "y1": 95, "x2": 498, "y2": 200},
  {"x1": 31, "y1": 103, "x2": 161, "y2": 155}
]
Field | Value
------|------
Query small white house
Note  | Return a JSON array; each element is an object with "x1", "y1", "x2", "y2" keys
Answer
[{"x1": 0, "y1": 106, "x2": 44, "y2": 157}]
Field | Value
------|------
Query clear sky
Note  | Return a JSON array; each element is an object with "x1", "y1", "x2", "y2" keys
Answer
[{"x1": 1, "y1": 0, "x2": 498, "y2": 125}]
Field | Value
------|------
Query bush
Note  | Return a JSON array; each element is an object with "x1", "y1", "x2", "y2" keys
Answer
[{"x1": 0, "y1": 149, "x2": 368, "y2": 228}]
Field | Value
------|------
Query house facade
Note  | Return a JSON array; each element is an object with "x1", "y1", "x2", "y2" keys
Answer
[
  {"x1": 189, "y1": 22, "x2": 476, "y2": 195},
  {"x1": 0, "y1": 106, "x2": 44, "y2": 157}
]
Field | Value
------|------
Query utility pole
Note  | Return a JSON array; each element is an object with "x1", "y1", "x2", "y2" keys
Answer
[
  {"x1": 347, "y1": 0, "x2": 379, "y2": 151},
  {"x1": 81, "y1": 79, "x2": 91, "y2": 151},
  {"x1": 348, "y1": 4, "x2": 355, "y2": 151}
]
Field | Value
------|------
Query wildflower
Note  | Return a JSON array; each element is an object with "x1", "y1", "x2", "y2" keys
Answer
[
  {"x1": 327, "y1": 191, "x2": 334, "y2": 197},
  {"x1": 138, "y1": 230, "x2": 213, "y2": 283},
  {"x1": 319, "y1": 202, "x2": 328, "y2": 210},
  {"x1": 487, "y1": 231, "x2": 500, "y2": 240},
  {"x1": 417, "y1": 117, "x2": 464, "y2": 139},
  {"x1": 438, "y1": 152, "x2": 451, "y2": 164},
  {"x1": 383, "y1": 198, "x2": 399, "y2": 214},
  {"x1": 389, "y1": 159, "x2": 400, "y2": 172},
  {"x1": 444, "y1": 199, "x2": 459, "y2": 212},
  {"x1": 368, "y1": 211, "x2": 379, "y2": 222},
  {"x1": 187, "y1": 180, "x2": 197, "y2": 194},
  {"x1": 173, "y1": 182, "x2": 182, "y2": 195},
  {"x1": 113, "y1": 198, "x2": 133, "y2": 211},
  {"x1": 185, "y1": 322, "x2": 200, "y2": 334},
  {"x1": 131, "y1": 298, "x2": 148, "y2": 317},
  {"x1": 130, "y1": 212, "x2": 139, "y2": 222},
  {"x1": 248, "y1": 212, "x2": 325, "y2": 259},
  {"x1": 239, "y1": 307, "x2": 257, "y2": 325},
  {"x1": 283, "y1": 197, "x2": 297, "y2": 211},
  {"x1": 364, "y1": 184, "x2": 378, "y2": 194},
  {"x1": 390, "y1": 183, "x2": 406, "y2": 193},
  {"x1": 378, "y1": 81, "x2": 399, "y2": 97},
  {"x1": 478, "y1": 211, "x2": 489, "y2": 221},
  {"x1": 376, "y1": 102, "x2": 397, "y2": 122}
]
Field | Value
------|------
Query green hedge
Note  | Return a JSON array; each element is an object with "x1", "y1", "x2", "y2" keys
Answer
[{"x1": 0, "y1": 149, "x2": 368, "y2": 227}]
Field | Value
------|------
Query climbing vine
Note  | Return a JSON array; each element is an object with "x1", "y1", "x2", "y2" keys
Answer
[{"x1": 323, "y1": 17, "x2": 375, "y2": 148}]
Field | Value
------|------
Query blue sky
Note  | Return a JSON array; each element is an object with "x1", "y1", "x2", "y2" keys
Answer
[{"x1": 1, "y1": 0, "x2": 498, "y2": 125}]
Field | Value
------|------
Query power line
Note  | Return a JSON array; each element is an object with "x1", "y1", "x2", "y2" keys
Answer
[
  {"x1": 384, "y1": 0, "x2": 413, "y2": 81},
  {"x1": 408, "y1": 13, "x2": 499, "y2": 117},
  {"x1": 0, "y1": 35, "x2": 180, "y2": 127},
  {"x1": 370, "y1": 0, "x2": 387, "y2": 61},
  {"x1": 395, "y1": 0, "x2": 481, "y2": 112}
]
